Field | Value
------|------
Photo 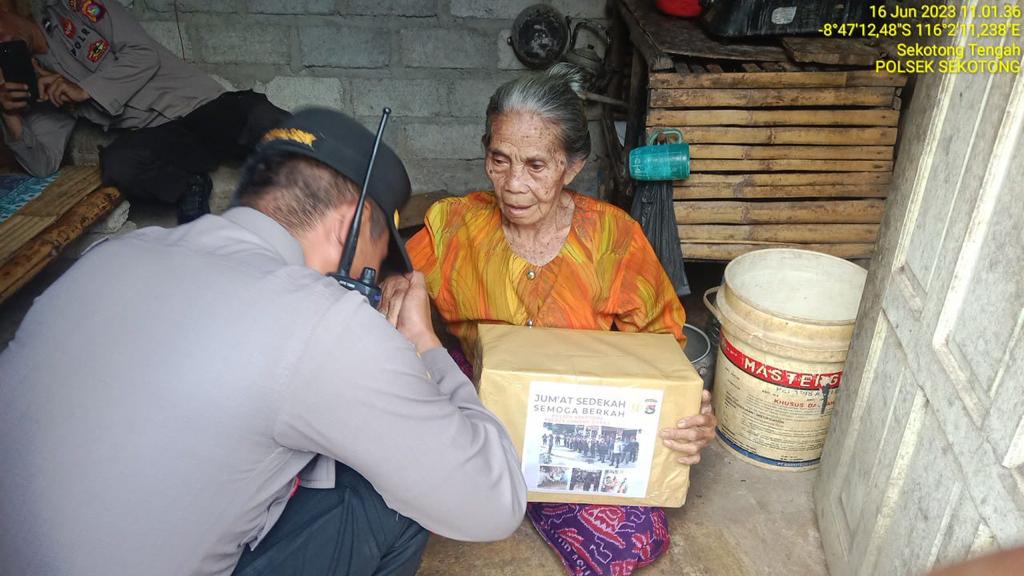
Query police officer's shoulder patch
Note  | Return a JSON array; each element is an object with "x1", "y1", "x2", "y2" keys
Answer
[{"x1": 79, "y1": 0, "x2": 106, "y2": 23}]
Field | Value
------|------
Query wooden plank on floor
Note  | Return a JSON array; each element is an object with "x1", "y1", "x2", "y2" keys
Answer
[
  {"x1": 0, "y1": 215, "x2": 58, "y2": 264},
  {"x1": 647, "y1": 108, "x2": 900, "y2": 127},
  {"x1": 682, "y1": 242, "x2": 875, "y2": 260},
  {"x1": 650, "y1": 87, "x2": 896, "y2": 108},
  {"x1": 0, "y1": 166, "x2": 102, "y2": 264},
  {"x1": 674, "y1": 199, "x2": 886, "y2": 224},
  {"x1": 690, "y1": 159, "x2": 893, "y2": 172},
  {"x1": 649, "y1": 70, "x2": 906, "y2": 89},
  {"x1": 678, "y1": 223, "x2": 880, "y2": 243},
  {"x1": 17, "y1": 166, "x2": 101, "y2": 218},
  {"x1": 0, "y1": 186, "x2": 121, "y2": 305},
  {"x1": 673, "y1": 184, "x2": 890, "y2": 199},
  {"x1": 667, "y1": 126, "x2": 898, "y2": 145},
  {"x1": 689, "y1": 144, "x2": 893, "y2": 160},
  {"x1": 677, "y1": 172, "x2": 893, "y2": 187}
]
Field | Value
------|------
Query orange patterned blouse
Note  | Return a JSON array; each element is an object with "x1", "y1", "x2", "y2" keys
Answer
[{"x1": 406, "y1": 191, "x2": 687, "y2": 363}]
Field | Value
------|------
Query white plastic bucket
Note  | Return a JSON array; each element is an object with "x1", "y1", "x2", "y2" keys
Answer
[{"x1": 705, "y1": 249, "x2": 867, "y2": 471}]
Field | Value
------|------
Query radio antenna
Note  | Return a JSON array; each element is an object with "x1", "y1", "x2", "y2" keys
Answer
[{"x1": 338, "y1": 107, "x2": 390, "y2": 278}]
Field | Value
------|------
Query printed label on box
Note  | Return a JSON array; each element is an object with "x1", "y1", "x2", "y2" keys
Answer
[{"x1": 522, "y1": 381, "x2": 664, "y2": 499}]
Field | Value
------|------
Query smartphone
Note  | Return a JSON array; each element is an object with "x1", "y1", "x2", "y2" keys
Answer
[{"x1": 0, "y1": 40, "x2": 38, "y2": 102}]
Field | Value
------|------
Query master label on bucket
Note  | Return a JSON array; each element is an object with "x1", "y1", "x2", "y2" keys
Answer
[
  {"x1": 714, "y1": 335, "x2": 842, "y2": 468},
  {"x1": 704, "y1": 249, "x2": 867, "y2": 471}
]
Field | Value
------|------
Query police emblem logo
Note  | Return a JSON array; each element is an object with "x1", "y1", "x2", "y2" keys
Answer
[
  {"x1": 644, "y1": 398, "x2": 658, "y2": 415},
  {"x1": 80, "y1": 0, "x2": 106, "y2": 23},
  {"x1": 61, "y1": 17, "x2": 75, "y2": 39},
  {"x1": 87, "y1": 38, "x2": 109, "y2": 63}
]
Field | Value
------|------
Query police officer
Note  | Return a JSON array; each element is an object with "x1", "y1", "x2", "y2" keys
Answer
[
  {"x1": 0, "y1": 108, "x2": 527, "y2": 576},
  {"x1": 0, "y1": 1, "x2": 288, "y2": 223}
]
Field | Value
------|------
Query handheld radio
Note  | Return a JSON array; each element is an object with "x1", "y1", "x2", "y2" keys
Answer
[{"x1": 328, "y1": 107, "x2": 391, "y2": 309}]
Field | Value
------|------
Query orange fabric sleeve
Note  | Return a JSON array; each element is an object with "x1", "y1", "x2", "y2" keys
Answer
[{"x1": 406, "y1": 206, "x2": 444, "y2": 300}]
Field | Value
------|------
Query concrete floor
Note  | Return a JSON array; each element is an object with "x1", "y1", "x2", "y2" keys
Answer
[
  {"x1": 0, "y1": 204, "x2": 829, "y2": 576},
  {"x1": 420, "y1": 441, "x2": 826, "y2": 576}
]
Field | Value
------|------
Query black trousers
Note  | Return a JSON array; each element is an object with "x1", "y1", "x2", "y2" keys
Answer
[
  {"x1": 232, "y1": 463, "x2": 429, "y2": 576},
  {"x1": 100, "y1": 90, "x2": 289, "y2": 204}
]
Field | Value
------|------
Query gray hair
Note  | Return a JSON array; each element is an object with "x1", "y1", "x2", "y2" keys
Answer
[{"x1": 483, "y1": 63, "x2": 591, "y2": 163}]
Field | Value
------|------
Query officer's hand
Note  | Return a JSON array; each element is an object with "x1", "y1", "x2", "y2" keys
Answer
[
  {"x1": 39, "y1": 73, "x2": 89, "y2": 109},
  {"x1": 379, "y1": 274, "x2": 410, "y2": 328},
  {"x1": 0, "y1": 69, "x2": 31, "y2": 115},
  {"x1": 36, "y1": 69, "x2": 61, "y2": 103},
  {"x1": 0, "y1": 81, "x2": 31, "y2": 114},
  {"x1": 394, "y1": 272, "x2": 441, "y2": 355},
  {"x1": 659, "y1": 390, "x2": 716, "y2": 465}
]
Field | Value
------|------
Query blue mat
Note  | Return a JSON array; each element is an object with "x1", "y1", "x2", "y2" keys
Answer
[{"x1": 0, "y1": 173, "x2": 58, "y2": 223}]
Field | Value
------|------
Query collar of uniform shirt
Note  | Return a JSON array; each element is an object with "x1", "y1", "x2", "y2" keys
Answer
[{"x1": 222, "y1": 207, "x2": 305, "y2": 266}]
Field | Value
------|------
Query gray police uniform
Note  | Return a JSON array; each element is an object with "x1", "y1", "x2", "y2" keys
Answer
[
  {"x1": 0, "y1": 207, "x2": 527, "y2": 576},
  {"x1": 3, "y1": 0, "x2": 224, "y2": 178}
]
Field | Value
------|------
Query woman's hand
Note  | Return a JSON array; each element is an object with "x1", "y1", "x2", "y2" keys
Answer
[
  {"x1": 659, "y1": 390, "x2": 717, "y2": 465},
  {"x1": 379, "y1": 272, "x2": 442, "y2": 355},
  {"x1": 379, "y1": 274, "x2": 409, "y2": 327}
]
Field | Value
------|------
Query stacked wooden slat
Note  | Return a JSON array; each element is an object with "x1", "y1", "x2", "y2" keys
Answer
[
  {"x1": 0, "y1": 167, "x2": 120, "y2": 304},
  {"x1": 647, "y1": 63, "x2": 906, "y2": 261}
]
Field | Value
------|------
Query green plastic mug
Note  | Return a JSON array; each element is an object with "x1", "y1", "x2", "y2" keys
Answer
[{"x1": 629, "y1": 129, "x2": 690, "y2": 181}]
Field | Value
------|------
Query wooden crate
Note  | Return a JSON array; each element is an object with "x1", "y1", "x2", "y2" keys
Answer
[{"x1": 646, "y1": 61, "x2": 905, "y2": 261}]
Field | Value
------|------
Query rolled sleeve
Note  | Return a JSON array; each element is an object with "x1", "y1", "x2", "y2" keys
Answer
[{"x1": 2, "y1": 110, "x2": 75, "y2": 177}]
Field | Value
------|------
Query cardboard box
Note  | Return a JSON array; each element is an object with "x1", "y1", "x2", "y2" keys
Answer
[{"x1": 476, "y1": 324, "x2": 703, "y2": 507}]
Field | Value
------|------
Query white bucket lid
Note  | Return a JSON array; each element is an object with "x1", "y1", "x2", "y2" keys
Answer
[{"x1": 724, "y1": 249, "x2": 868, "y2": 325}]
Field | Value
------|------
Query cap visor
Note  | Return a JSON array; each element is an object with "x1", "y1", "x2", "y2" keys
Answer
[{"x1": 381, "y1": 217, "x2": 413, "y2": 276}]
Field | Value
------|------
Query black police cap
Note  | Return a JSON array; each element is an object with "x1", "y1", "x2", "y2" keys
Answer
[{"x1": 255, "y1": 107, "x2": 412, "y2": 274}]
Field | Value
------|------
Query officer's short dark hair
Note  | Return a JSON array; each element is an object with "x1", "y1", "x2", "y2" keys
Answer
[{"x1": 236, "y1": 152, "x2": 387, "y2": 240}]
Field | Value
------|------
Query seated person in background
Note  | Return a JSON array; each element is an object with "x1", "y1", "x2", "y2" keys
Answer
[
  {"x1": 0, "y1": 1, "x2": 288, "y2": 223},
  {"x1": 404, "y1": 64, "x2": 717, "y2": 576}
]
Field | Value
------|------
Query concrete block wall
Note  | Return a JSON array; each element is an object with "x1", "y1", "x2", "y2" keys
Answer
[{"x1": 58, "y1": 0, "x2": 612, "y2": 200}]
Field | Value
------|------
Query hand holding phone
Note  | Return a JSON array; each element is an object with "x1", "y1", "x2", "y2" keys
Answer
[
  {"x1": 0, "y1": 77, "x2": 32, "y2": 115},
  {"x1": 0, "y1": 40, "x2": 38, "y2": 105}
]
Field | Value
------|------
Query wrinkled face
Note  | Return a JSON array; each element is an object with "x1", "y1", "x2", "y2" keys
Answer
[{"x1": 485, "y1": 111, "x2": 584, "y2": 227}]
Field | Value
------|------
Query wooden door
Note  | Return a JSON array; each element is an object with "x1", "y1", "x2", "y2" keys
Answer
[{"x1": 814, "y1": 24, "x2": 1024, "y2": 576}]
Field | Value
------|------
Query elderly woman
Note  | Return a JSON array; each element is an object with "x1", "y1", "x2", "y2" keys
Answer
[{"x1": 405, "y1": 65, "x2": 716, "y2": 575}]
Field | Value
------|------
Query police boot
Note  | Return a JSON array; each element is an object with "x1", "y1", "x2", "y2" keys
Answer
[{"x1": 177, "y1": 173, "x2": 213, "y2": 224}]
